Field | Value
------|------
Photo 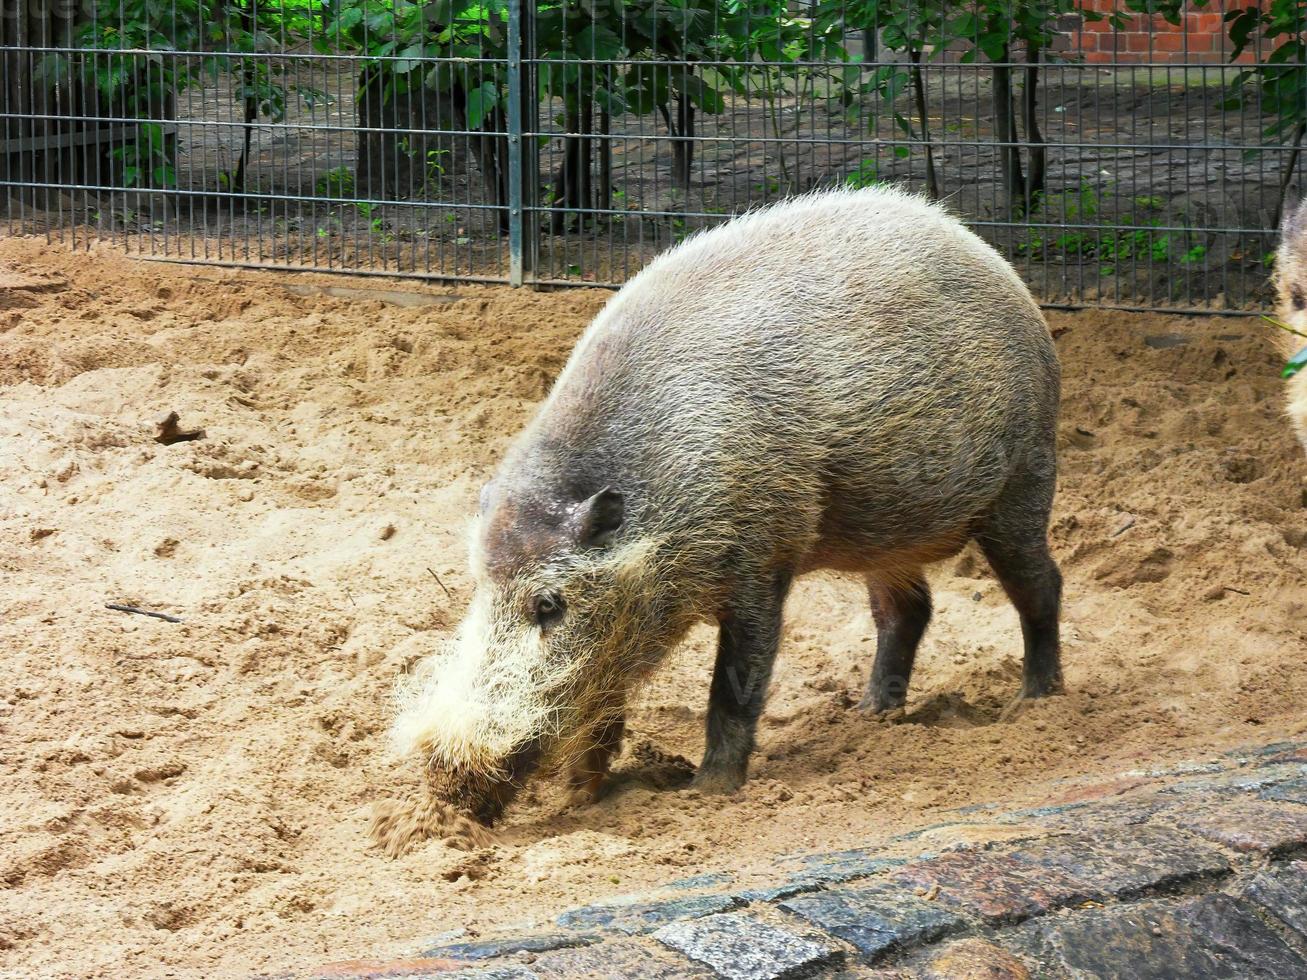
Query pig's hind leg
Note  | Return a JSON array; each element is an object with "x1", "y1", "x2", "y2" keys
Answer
[
  {"x1": 859, "y1": 572, "x2": 932, "y2": 714},
  {"x1": 694, "y1": 569, "x2": 793, "y2": 794},
  {"x1": 974, "y1": 482, "x2": 1064, "y2": 701}
]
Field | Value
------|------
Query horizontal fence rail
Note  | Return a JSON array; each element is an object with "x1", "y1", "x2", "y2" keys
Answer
[{"x1": 2, "y1": 0, "x2": 1305, "y2": 312}]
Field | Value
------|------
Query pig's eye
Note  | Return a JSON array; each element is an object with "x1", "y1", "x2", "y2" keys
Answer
[
  {"x1": 1294, "y1": 291, "x2": 1305, "y2": 310},
  {"x1": 533, "y1": 594, "x2": 566, "y2": 630}
]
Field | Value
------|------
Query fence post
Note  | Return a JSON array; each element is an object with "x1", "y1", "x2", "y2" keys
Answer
[
  {"x1": 506, "y1": 0, "x2": 529, "y2": 286},
  {"x1": 521, "y1": 1, "x2": 538, "y2": 282}
]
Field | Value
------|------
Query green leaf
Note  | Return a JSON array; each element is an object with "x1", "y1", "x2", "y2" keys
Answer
[
  {"x1": 978, "y1": 32, "x2": 1008, "y2": 62},
  {"x1": 393, "y1": 42, "x2": 424, "y2": 74},
  {"x1": 679, "y1": 73, "x2": 724, "y2": 114},
  {"x1": 464, "y1": 80, "x2": 498, "y2": 131}
]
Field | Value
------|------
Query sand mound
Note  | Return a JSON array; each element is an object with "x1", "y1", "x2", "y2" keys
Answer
[{"x1": 0, "y1": 237, "x2": 1303, "y2": 977}]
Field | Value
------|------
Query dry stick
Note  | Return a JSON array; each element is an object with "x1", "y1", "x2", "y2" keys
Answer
[
  {"x1": 426, "y1": 567, "x2": 452, "y2": 599},
  {"x1": 105, "y1": 603, "x2": 183, "y2": 624}
]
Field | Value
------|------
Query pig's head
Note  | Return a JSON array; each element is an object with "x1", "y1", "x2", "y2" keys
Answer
[{"x1": 391, "y1": 480, "x2": 672, "y2": 825}]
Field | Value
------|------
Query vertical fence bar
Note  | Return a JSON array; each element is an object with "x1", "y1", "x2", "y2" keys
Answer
[
  {"x1": 520, "y1": 0, "x2": 537, "y2": 283},
  {"x1": 506, "y1": 0, "x2": 525, "y2": 286}
]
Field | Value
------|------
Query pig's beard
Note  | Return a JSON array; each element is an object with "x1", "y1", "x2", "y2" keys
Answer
[{"x1": 391, "y1": 591, "x2": 587, "y2": 791}]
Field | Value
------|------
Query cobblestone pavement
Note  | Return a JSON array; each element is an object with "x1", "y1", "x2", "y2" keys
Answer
[{"x1": 309, "y1": 740, "x2": 1307, "y2": 979}]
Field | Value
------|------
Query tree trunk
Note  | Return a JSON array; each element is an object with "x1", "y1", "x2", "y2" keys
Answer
[
  {"x1": 356, "y1": 66, "x2": 391, "y2": 199},
  {"x1": 579, "y1": 94, "x2": 593, "y2": 215},
  {"x1": 551, "y1": 101, "x2": 588, "y2": 233},
  {"x1": 653, "y1": 66, "x2": 697, "y2": 192},
  {"x1": 1022, "y1": 41, "x2": 1046, "y2": 214},
  {"x1": 231, "y1": 64, "x2": 258, "y2": 193},
  {"x1": 598, "y1": 106, "x2": 612, "y2": 214},
  {"x1": 909, "y1": 48, "x2": 939, "y2": 200},
  {"x1": 673, "y1": 93, "x2": 695, "y2": 189},
  {"x1": 474, "y1": 108, "x2": 510, "y2": 235},
  {"x1": 229, "y1": 0, "x2": 258, "y2": 194},
  {"x1": 993, "y1": 47, "x2": 1024, "y2": 217}
]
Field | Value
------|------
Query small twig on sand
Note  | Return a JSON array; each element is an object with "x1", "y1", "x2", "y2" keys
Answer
[
  {"x1": 427, "y1": 567, "x2": 453, "y2": 599},
  {"x1": 346, "y1": 589, "x2": 357, "y2": 608},
  {"x1": 1223, "y1": 586, "x2": 1251, "y2": 596},
  {"x1": 106, "y1": 603, "x2": 183, "y2": 623}
]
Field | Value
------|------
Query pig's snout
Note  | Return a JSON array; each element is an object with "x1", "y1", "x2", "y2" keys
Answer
[{"x1": 431, "y1": 736, "x2": 544, "y2": 826}]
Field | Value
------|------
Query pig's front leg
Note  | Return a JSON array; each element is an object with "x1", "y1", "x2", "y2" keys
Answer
[
  {"x1": 566, "y1": 711, "x2": 625, "y2": 804},
  {"x1": 694, "y1": 570, "x2": 793, "y2": 794}
]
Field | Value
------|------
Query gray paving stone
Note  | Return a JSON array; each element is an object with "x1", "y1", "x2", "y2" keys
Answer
[
  {"x1": 423, "y1": 933, "x2": 595, "y2": 961},
  {"x1": 1009, "y1": 825, "x2": 1230, "y2": 899},
  {"x1": 1000, "y1": 796, "x2": 1179, "y2": 835},
  {"x1": 1003, "y1": 896, "x2": 1306, "y2": 979},
  {"x1": 1243, "y1": 861, "x2": 1307, "y2": 941},
  {"x1": 734, "y1": 853, "x2": 903, "y2": 903},
  {"x1": 1226, "y1": 740, "x2": 1305, "y2": 760},
  {"x1": 1000, "y1": 906, "x2": 1208, "y2": 979},
  {"x1": 557, "y1": 894, "x2": 742, "y2": 935},
  {"x1": 1261, "y1": 776, "x2": 1307, "y2": 806},
  {"x1": 654, "y1": 912, "x2": 841, "y2": 980},
  {"x1": 1179, "y1": 894, "x2": 1307, "y2": 978},
  {"x1": 1127, "y1": 761, "x2": 1228, "y2": 779},
  {"x1": 666, "y1": 872, "x2": 736, "y2": 891},
  {"x1": 1160, "y1": 762, "x2": 1307, "y2": 797},
  {"x1": 530, "y1": 938, "x2": 712, "y2": 979},
  {"x1": 450, "y1": 967, "x2": 541, "y2": 980},
  {"x1": 779, "y1": 883, "x2": 967, "y2": 962},
  {"x1": 1169, "y1": 798, "x2": 1307, "y2": 854}
]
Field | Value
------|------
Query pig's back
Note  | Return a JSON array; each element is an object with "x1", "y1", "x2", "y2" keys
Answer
[{"x1": 527, "y1": 188, "x2": 1058, "y2": 559}]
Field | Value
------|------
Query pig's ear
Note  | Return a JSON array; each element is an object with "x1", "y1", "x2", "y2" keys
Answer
[
  {"x1": 575, "y1": 488, "x2": 624, "y2": 549},
  {"x1": 479, "y1": 481, "x2": 495, "y2": 514}
]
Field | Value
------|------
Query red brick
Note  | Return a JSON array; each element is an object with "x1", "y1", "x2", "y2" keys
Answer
[
  {"x1": 920, "y1": 939, "x2": 1031, "y2": 980},
  {"x1": 1046, "y1": 777, "x2": 1151, "y2": 806},
  {"x1": 888, "y1": 851, "x2": 1092, "y2": 926},
  {"x1": 1152, "y1": 32, "x2": 1186, "y2": 52},
  {"x1": 1126, "y1": 32, "x2": 1152, "y2": 53}
]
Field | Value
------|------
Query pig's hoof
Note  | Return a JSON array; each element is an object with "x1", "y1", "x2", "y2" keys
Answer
[
  {"x1": 998, "y1": 683, "x2": 1063, "y2": 723},
  {"x1": 858, "y1": 694, "x2": 907, "y2": 721},
  {"x1": 565, "y1": 773, "x2": 609, "y2": 808},
  {"x1": 689, "y1": 768, "x2": 745, "y2": 795},
  {"x1": 1021, "y1": 676, "x2": 1065, "y2": 699}
]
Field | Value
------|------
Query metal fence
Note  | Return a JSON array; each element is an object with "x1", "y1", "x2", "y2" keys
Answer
[{"x1": 2, "y1": 0, "x2": 1305, "y2": 312}]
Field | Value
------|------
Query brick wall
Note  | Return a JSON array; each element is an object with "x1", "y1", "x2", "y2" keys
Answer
[{"x1": 1066, "y1": 0, "x2": 1257, "y2": 65}]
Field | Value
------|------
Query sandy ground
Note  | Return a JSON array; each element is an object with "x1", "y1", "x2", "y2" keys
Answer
[{"x1": 0, "y1": 238, "x2": 1304, "y2": 979}]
